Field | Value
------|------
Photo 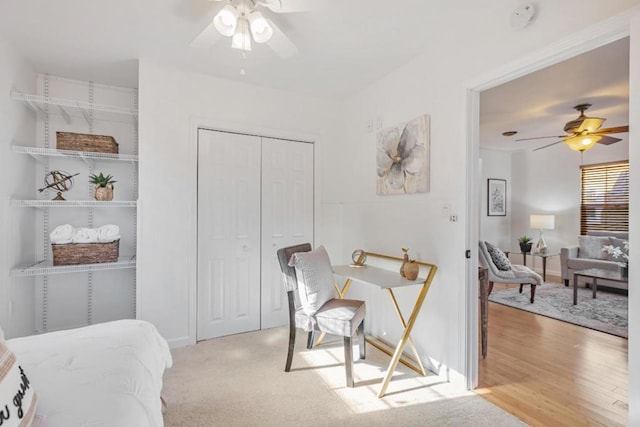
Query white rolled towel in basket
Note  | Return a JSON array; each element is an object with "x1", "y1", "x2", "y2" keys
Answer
[
  {"x1": 72, "y1": 228, "x2": 99, "y2": 244},
  {"x1": 97, "y1": 224, "x2": 120, "y2": 243},
  {"x1": 50, "y1": 224, "x2": 74, "y2": 244}
]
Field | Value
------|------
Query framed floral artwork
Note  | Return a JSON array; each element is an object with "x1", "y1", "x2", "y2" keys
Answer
[
  {"x1": 376, "y1": 114, "x2": 430, "y2": 195},
  {"x1": 487, "y1": 178, "x2": 507, "y2": 216}
]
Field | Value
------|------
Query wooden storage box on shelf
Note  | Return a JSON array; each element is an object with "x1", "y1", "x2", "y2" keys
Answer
[
  {"x1": 56, "y1": 131, "x2": 119, "y2": 154},
  {"x1": 51, "y1": 240, "x2": 119, "y2": 266}
]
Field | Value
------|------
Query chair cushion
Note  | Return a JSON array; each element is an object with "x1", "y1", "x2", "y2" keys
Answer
[
  {"x1": 510, "y1": 265, "x2": 543, "y2": 285},
  {"x1": 567, "y1": 257, "x2": 620, "y2": 272},
  {"x1": 578, "y1": 236, "x2": 610, "y2": 260},
  {"x1": 297, "y1": 299, "x2": 365, "y2": 337},
  {"x1": 288, "y1": 245, "x2": 337, "y2": 319},
  {"x1": 485, "y1": 242, "x2": 512, "y2": 271}
]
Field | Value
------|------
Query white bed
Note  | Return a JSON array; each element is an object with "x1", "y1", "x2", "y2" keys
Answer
[{"x1": 7, "y1": 319, "x2": 172, "y2": 427}]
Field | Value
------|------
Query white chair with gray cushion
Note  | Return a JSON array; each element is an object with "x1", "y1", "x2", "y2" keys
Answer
[
  {"x1": 560, "y1": 231, "x2": 628, "y2": 290},
  {"x1": 479, "y1": 241, "x2": 543, "y2": 303},
  {"x1": 277, "y1": 243, "x2": 366, "y2": 387}
]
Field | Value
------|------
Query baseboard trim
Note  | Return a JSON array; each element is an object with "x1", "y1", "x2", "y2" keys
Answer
[{"x1": 167, "y1": 336, "x2": 195, "y2": 349}]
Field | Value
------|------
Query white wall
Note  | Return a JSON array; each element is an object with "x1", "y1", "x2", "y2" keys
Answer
[
  {"x1": 510, "y1": 139, "x2": 629, "y2": 277},
  {"x1": 627, "y1": 12, "x2": 640, "y2": 427},
  {"x1": 137, "y1": 60, "x2": 344, "y2": 347},
  {"x1": 0, "y1": 38, "x2": 36, "y2": 338},
  {"x1": 332, "y1": 3, "x2": 640, "y2": 387},
  {"x1": 479, "y1": 149, "x2": 512, "y2": 249}
]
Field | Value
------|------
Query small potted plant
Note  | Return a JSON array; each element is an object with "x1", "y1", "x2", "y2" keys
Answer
[
  {"x1": 518, "y1": 235, "x2": 533, "y2": 253},
  {"x1": 89, "y1": 172, "x2": 116, "y2": 201}
]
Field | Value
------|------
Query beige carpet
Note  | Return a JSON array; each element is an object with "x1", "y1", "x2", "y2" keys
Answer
[{"x1": 162, "y1": 327, "x2": 525, "y2": 427}]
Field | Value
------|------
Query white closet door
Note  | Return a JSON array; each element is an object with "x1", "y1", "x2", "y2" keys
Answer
[
  {"x1": 261, "y1": 138, "x2": 314, "y2": 329},
  {"x1": 197, "y1": 129, "x2": 262, "y2": 340}
]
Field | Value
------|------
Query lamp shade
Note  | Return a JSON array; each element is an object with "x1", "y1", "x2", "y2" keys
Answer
[
  {"x1": 564, "y1": 135, "x2": 601, "y2": 152},
  {"x1": 213, "y1": 5, "x2": 239, "y2": 37},
  {"x1": 530, "y1": 214, "x2": 555, "y2": 230},
  {"x1": 248, "y1": 11, "x2": 273, "y2": 43},
  {"x1": 231, "y1": 18, "x2": 252, "y2": 51}
]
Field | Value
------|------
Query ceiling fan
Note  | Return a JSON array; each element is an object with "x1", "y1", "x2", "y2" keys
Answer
[
  {"x1": 191, "y1": 0, "x2": 313, "y2": 58},
  {"x1": 516, "y1": 103, "x2": 629, "y2": 152}
]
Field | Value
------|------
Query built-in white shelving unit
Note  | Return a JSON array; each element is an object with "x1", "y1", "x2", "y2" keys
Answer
[
  {"x1": 11, "y1": 200, "x2": 137, "y2": 208},
  {"x1": 13, "y1": 145, "x2": 138, "y2": 163},
  {"x1": 11, "y1": 90, "x2": 137, "y2": 124},
  {"x1": 10, "y1": 75, "x2": 139, "y2": 333},
  {"x1": 11, "y1": 257, "x2": 136, "y2": 278}
]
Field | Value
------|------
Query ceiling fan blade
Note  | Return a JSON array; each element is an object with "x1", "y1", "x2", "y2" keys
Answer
[
  {"x1": 597, "y1": 136, "x2": 623, "y2": 146},
  {"x1": 592, "y1": 125, "x2": 629, "y2": 135},
  {"x1": 515, "y1": 135, "x2": 567, "y2": 142},
  {"x1": 577, "y1": 117, "x2": 605, "y2": 133},
  {"x1": 533, "y1": 140, "x2": 563, "y2": 151},
  {"x1": 258, "y1": 0, "x2": 315, "y2": 13},
  {"x1": 190, "y1": 21, "x2": 224, "y2": 47},
  {"x1": 266, "y1": 19, "x2": 298, "y2": 58}
]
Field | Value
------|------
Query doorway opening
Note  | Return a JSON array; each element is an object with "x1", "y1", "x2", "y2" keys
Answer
[{"x1": 465, "y1": 25, "x2": 631, "y2": 426}]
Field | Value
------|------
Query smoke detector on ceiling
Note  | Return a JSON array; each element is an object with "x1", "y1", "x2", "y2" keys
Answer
[{"x1": 510, "y1": 3, "x2": 536, "y2": 29}]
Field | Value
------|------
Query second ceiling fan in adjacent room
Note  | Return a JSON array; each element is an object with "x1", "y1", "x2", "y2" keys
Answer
[{"x1": 516, "y1": 103, "x2": 629, "y2": 152}]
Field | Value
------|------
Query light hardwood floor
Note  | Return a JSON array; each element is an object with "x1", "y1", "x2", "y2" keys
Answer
[{"x1": 476, "y1": 281, "x2": 628, "y2": 426}]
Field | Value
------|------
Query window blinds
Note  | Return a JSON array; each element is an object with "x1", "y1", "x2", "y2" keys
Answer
[{"x1": 580, "y1": 161, "x2": 629, "y2": 235}]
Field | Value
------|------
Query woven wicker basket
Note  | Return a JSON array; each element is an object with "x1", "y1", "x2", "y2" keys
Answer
[
  {"x1": 52, "y1": 240, "x2": 119, "y2": 266},
  {"x1": 56, "y1": 131, "x2": 119, "y2": 154}
]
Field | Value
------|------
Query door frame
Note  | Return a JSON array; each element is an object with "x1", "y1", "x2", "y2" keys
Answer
[
  {"x1": 187, "y1": 116, "x2": 321, "y2": 345},
  {"x1": 463, "y1": 13, "x2": 635, "y2": 389}
]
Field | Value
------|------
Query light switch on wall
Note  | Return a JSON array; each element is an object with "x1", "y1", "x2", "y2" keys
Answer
[{"x1": 442, "y1": 204, "x2": 450, "y2": 218}]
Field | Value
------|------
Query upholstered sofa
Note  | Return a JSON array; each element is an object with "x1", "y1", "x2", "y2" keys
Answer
[{"x1": 560, "y1": 231, "x2": 629, "y2": 290}]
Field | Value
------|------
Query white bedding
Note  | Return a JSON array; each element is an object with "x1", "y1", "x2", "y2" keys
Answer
[{"x1": 7, "y1": 319, "x2": 172, "y2": 427}]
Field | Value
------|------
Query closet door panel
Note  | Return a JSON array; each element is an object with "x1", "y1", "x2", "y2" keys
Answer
[
  {"x1": 197, "y1": 129, "x2": 261, "y2": 340},
  {"x1": 261, "y1": 138, "x2": 314, "y2": 329}
]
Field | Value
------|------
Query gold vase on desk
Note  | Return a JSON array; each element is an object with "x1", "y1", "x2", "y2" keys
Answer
[
  {"x1": 400, "y1": 248, "x2": 419, "y2": 280},
  {"x1": 404, "y1": 260, "x2": 419, "y2": 280},
  {"x1": 400, "y1": 248, "x2": 409, "y2": 277}
]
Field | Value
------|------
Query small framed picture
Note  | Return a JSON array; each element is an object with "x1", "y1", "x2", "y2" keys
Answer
[{"x1": 487, "y1": 179, "x2": 507, "y2": 216}]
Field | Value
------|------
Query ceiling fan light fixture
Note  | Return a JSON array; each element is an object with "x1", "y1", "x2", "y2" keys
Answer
[
  {"x1": 214, "y1": 5, "x2": 240, "y2": 37},
  {"x1": 248, "y1": 11, "x2": 273, "y2": 43},
  {"x1": 564, "y1": 135, "x2": 601, "y2": 152},
  {"x1": 231, "y1": 18, "x2": 252, "y2": 51}
]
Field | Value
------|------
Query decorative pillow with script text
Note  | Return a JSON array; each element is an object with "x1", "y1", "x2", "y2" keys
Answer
[{"x1": 0, "y1": 341, "x2": 37, "y2": 427}]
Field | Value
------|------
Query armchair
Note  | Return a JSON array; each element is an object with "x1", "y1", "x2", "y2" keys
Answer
[{"x1": 479, "y1": 241, "x2": 543, "y2": 303}]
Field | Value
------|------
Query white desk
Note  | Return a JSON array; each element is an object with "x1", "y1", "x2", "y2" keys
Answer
[{"x1": 330, "y1": 253, "x2": 437, "y2": 398}]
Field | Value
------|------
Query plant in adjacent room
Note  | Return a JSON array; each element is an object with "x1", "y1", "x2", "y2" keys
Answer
[
  {"x1": 518, "y1": 235, "x2": 533, "y2": 253},
  {"x1": 89, "y1": 172, "x2": 116, "y2": 201}
]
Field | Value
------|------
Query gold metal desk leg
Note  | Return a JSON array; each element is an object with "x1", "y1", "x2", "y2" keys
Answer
[
  {"x1": 378, "y1": 283, "x2": 430, "y2": 398},
  {"x1": 386, "y1": 288, "x2": 427, "y2": 376}
]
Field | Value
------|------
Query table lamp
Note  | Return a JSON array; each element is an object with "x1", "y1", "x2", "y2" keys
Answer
[{"x1": 530, "y1": 214, "x2": 555, "y2": 254}]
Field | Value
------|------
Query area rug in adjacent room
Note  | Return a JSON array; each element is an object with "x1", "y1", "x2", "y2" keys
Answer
[{"x1": 488, "y1": 283, "x2": 628, "y2": 338}]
